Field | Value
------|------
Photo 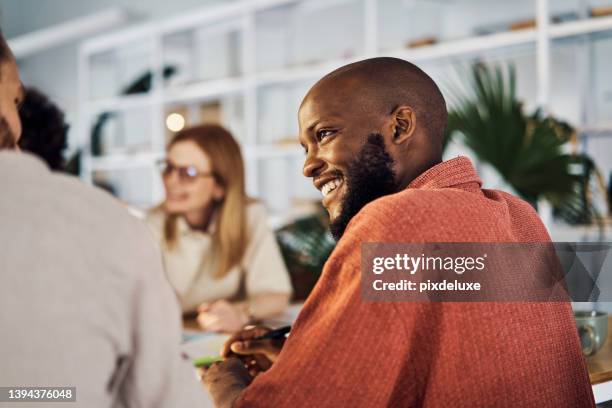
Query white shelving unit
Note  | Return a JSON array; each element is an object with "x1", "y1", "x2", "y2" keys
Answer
[{"x1": 77, "y1": 0, "x2": 612, "y2": 212}]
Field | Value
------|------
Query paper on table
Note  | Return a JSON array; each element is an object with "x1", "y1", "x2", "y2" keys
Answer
[
  {"x1": 181, "y1": 332, "x2": 231, "y2": 361},
  {"x1": 181, "y1": 303, "x2": 303, "y2": 361}
]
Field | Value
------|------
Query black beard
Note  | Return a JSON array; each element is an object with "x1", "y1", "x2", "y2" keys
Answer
[{"x1": 329, "y1": 133, "x2": 398, "y2": 241}]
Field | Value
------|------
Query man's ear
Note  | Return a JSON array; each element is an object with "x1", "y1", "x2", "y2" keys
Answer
[{"x1": 390, "y1": 106, "x2": 416, "y2": 145}]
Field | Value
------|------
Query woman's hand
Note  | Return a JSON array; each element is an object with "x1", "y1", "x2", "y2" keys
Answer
[
  {"x1": 221, "y1": 326, "x2": 285, "y2": 377},
  {"x1": 197, "y1": 300, "x2": 249, "y2": 333}
]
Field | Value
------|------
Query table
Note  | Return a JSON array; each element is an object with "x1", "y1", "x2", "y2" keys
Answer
[{"x1": 181, "y1": 303, "x2": 304, "y2": 360}]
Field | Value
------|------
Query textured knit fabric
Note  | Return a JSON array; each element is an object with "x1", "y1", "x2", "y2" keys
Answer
[{"x1": 236, "y1": 156, "x2": 594, "y2": 408}]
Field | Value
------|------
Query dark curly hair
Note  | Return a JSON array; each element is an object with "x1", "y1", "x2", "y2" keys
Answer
[{"x1": 18, "y1": 87, "x2": 69, "y2": 170}]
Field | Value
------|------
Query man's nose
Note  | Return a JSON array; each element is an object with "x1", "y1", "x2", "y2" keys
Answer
[{"x1": 303, "y1": 151, "x2": 325, "y2": 178}]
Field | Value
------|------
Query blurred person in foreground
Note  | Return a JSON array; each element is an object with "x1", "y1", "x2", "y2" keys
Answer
[
  {"x1": 146, "y1": 124, "x2": 292, "y2": 333},
  {"x1": 0, "y1": 30, "x2": 210, "y2": 407},
  {"x1": 201, "y1": 58, "x2": 594, "y2": 407}
]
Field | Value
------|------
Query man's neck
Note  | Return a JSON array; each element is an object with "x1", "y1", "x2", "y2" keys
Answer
[{"x1": 396, "y1": 157, "x2": 442, "y2": 191}]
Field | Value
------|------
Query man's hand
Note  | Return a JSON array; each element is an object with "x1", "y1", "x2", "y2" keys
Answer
[
  {"x1": 197, "y1": 300, "x2": 248, "y2": 333},
  {"x1": 221, "y1": 326, "x2": 285, "y2": 377},
  {"x1": 201, "y1": 357, "x2": 251, "y2": 408}
]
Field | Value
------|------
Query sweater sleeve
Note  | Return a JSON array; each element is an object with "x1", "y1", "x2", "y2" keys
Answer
[
  {"x1": 117, "y1": 220, "x2": 211, "y2": 407},
  {"x1": 243, "y1": 203, "x2": 293, "y2": 297}
]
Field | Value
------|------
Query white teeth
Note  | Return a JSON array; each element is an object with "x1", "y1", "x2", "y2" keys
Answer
[{"x1": 321, "y1": 178, "x2": 342, "y2": 196}]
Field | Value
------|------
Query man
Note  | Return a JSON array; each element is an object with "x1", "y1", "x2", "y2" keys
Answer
[
  {"x1": 202, "y1": 57, "x2": 594, "y2": 407},
  {"x1": 0, "y1": 31, "x2": 210, "y2": 407}
]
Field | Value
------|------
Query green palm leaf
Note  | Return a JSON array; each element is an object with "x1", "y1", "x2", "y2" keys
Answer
[{"x1": 444, "y1": 63, "x2": 604, "y2": 225}]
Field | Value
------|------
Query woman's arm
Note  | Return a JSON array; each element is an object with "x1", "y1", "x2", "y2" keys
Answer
[
  {"x1": 239, "y1": 292, "x2": 291, "y2": 321},
  {"x1": 197, "y1": 293, "x2": 290, "y2": 333}
]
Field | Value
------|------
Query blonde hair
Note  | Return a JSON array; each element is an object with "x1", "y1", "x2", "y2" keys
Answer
[{"x1": 163, "y1": 124, "x2": 248, "y2": 278}]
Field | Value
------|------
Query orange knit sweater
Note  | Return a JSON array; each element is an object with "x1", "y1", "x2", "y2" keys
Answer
[{"x1": 236, "y1": 156, "x2": 594, "y2": 407}]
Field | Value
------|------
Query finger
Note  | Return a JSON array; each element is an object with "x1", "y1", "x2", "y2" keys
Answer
[
  {"x1": 197, "y1": 302, "x2": 211, "y2": 313},
  {"x1": 204, "y1": 318, "x2": 223, "y2": 332},
  {"x1": 230, "y1": 339, "x2": 273, "y2": 356},
  {"x1": 197, "y1": 367, "x2": 207, "y2": 382},
  {"x1": 196, "y1": 313, "x2": 206, "y2": 329},
  {"x1": 197, "y1": 312, "x2": 221, "y2": 331},
  {"x1": 221, "y1": 327, "x2": 270, "y2": 357}
]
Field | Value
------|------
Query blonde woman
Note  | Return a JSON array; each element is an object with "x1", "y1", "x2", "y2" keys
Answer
[{"x1": 145, "y1": 124, "x2": 292, "y2": 333}]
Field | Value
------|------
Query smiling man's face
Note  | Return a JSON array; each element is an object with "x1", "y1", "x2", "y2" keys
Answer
[
  {"x1": 298, "y1": 78, "x2": 399, "y2": 239},
  {"x1": 298, "y1": 58, "x2": 448, "y2": 240}
]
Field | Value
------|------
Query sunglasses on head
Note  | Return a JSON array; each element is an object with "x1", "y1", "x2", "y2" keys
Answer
[{"x1": 157, "y1": 160, "x2": 216, "y2": 182}]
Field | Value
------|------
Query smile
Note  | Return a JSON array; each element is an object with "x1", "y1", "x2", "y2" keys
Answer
[{"x1": 321, "y1": 178, "x2": 343, "y2": 197}]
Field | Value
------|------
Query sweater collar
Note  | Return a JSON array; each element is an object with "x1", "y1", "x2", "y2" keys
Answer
[{"x1": 408, "y1": 156, "x2": 482, "y2": 191}]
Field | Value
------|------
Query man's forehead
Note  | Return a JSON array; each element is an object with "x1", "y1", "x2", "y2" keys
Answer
[
  {"x1": 299, "y1": 82, "x2": 354, "y2": 119},
  {"x1": 298, "y1": 95, "x2": 344, "y2": 131}
]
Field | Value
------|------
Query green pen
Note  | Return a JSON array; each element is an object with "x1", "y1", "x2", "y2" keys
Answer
[{"x1": 193, "y1": 355, "x2": 224, "y2": 368}]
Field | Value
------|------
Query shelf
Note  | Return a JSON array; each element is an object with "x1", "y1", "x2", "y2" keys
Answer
[
  {"x1": 579, "y1": 123, "x2": 612, "y2": 138},
  {"x1": 158, "y1": 0, "x2": 297, "y2": 35},
  {"x1": 87, "y1": 145, "x2": 304, "y2": 171},
  {"x1": 87, "y1": 151, "x2": 163, "y2": 171},
  {"x1": 82, "y1": 22, "x2": 156, "y2": 55},
  {"x1": 550, "y1": 15, "x2": 612, "y2": 39},
  {"x1": 394, "y1": 29, "x2": 536, "y2": 62},
  {"x1": 256, "y1": 59, "x2": 352, "y2": 87},
  {"x1": 394, "y1": 15, "x2": 612, "y2": 62},
  {"x1": 244, "y1": 144, "x2": 304, "y2": 159},
  {"x1": 254, "y1": 15, "x2": 612, "y2": 87},
  {"x1": 164, "y1": 77, "x2": 244, "y2": 105},
  {"x1": 253, "y1": 30, "x2": 537, "y2": 87},
  {"x1": 82, "y1": 0, "x2": 299, "y2": 55},
  {"x1": 82, "y1": 16, "x2": 612, "y2": 106},
  {"x1": 88, "y1": 93, "x2": 155, "y2": 115}
]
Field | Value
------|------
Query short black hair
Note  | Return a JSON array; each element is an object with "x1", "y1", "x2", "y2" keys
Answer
[{"x1": 18, "y1": 88, "x2": 69, "y2": 170}]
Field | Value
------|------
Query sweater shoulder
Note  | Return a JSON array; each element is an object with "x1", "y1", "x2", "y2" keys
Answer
[
  {"x1": 354, "y1": 188, "x2": 457, "y2": 226},
  {"x1": 346, "y1": 186, "x2": 548, "y2": 242}
]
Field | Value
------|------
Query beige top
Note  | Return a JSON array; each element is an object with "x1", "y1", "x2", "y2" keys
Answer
[
  {"x1": 145, "y1": 202, "x2": 292, "y2": 313},
  {"x1": 0, "y1": 152, "x2": 210, "y2": 408}
]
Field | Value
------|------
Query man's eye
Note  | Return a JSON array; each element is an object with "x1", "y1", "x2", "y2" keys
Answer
[{"x1": 316, "y1": 129, "x2": 335, "y2": 141}]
